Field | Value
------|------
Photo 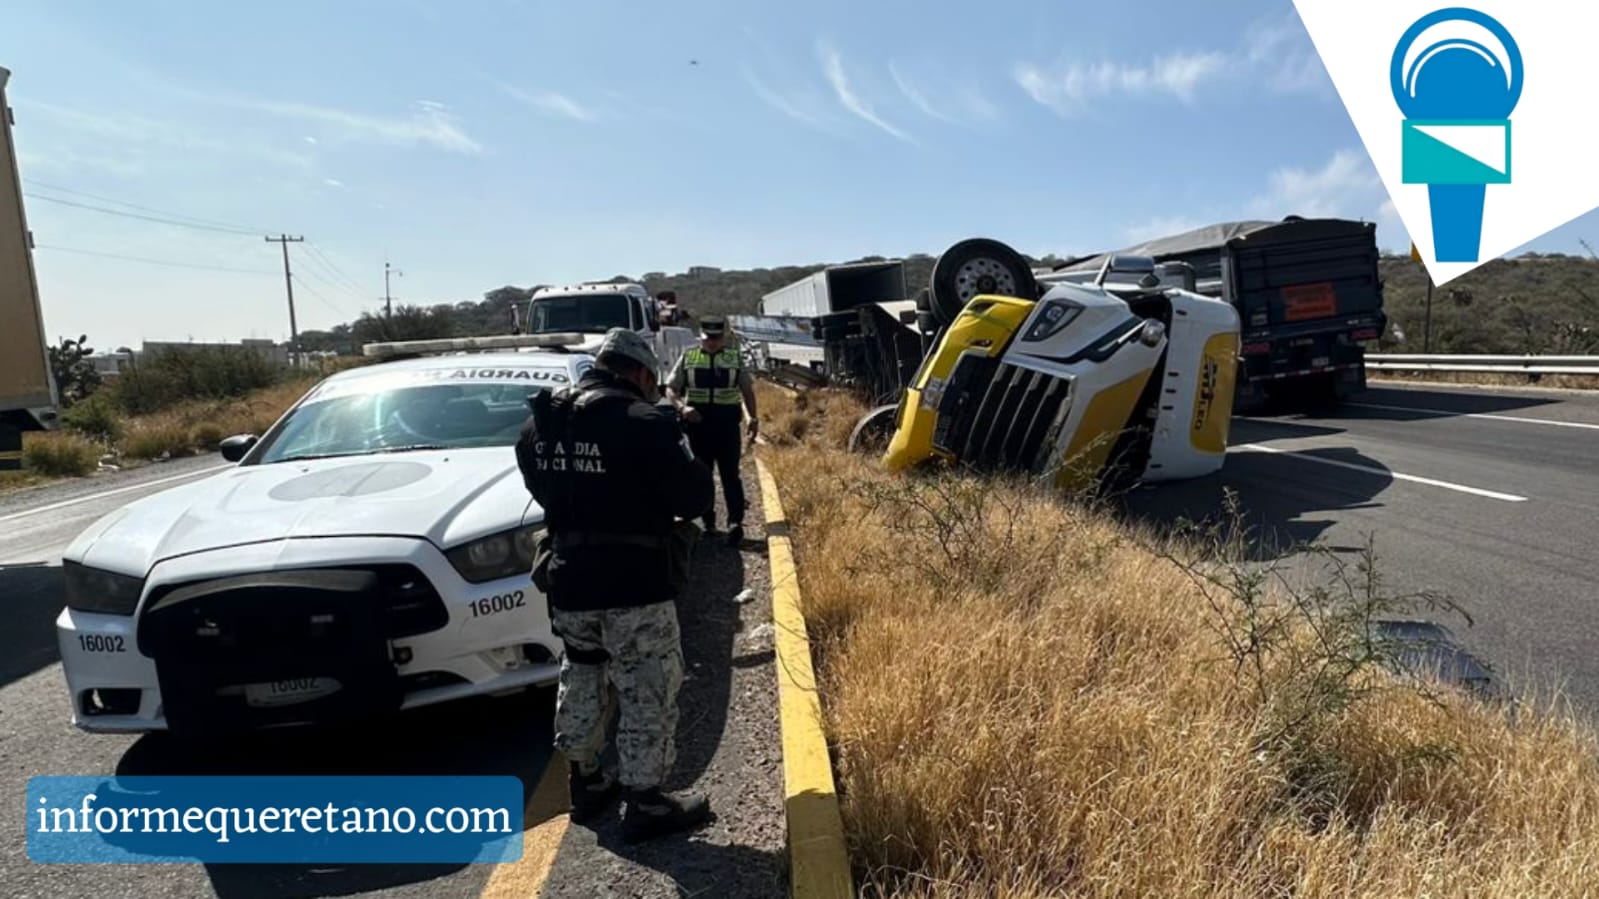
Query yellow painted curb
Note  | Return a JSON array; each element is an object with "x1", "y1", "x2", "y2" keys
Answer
[{"x1": 756, "y1": 459, "x2": 854, "y2": 899}]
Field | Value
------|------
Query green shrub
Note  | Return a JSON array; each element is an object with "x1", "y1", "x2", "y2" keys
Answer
[
  {"x1": 62, "y1": 392, "x2": 123, "y2": 443},
  {"x1": 24, "y1": 432, "x2": 100, "y2": 477},
  {"x1": 111, "y1": 347, "x2": 283, "y2": 416}
]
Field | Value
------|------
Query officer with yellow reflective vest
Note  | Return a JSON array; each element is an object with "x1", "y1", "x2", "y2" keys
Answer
[{"x1": 665, "y1": 316, "x2": 759, "y2": 547}]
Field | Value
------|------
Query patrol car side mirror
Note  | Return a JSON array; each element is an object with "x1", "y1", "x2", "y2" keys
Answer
[{"x1": 220, "y1": 434, "x2": 258, "y2": 462}]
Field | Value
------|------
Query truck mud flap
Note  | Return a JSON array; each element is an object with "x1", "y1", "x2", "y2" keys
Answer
[{"x1": 137, "y1": 569, "x2": 404, "y2": 733}]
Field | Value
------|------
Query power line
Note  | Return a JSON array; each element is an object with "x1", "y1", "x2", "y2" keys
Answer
[
  {"x1": 292, "y1": 275, "x2": 353, "y2": 320},
  {"x1": 303, "y1": 242, "x2": 368, "y2": 295},
  {"x1": 293, "y1": 263, "x2": 364, "y2": 309},
  {"x1": 24, "y1": 193, "x2": 262, "y2": 236},
  {"x1": 23, "y1": 179, "x2": 273, "y2": 234},
  {"x1": 33, "y1": 243, "x2": 277, "y2": 275},
  {"x1": 298, "y1": 246, "x2": 368, "y2": 300}
]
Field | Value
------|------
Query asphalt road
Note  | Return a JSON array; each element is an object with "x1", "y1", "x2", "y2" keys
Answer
[{"x1": 1123, "y1": 381, "x2": 1599, "y2": 719}]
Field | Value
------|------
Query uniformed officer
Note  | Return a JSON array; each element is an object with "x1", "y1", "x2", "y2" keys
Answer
[
  {"x1": 665, "y1": 316, "x2": 758, "y2": 547},
  {"x1": 515, "y1": 328, "x2": 715, "y2": 843}
]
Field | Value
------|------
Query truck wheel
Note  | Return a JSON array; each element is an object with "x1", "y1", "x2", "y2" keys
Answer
[
  {"x1": 848, "y1": 404, "x2": 900, "y2": 455},
  {"x1": 928, "y1": 238, "x2": 1038, "y2": 327}
]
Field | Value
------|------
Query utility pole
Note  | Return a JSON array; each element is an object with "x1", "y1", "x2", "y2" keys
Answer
[
  {"x1": 384, "y1": 260, "x2": 403, "y2": 318},
  {"x1": 266, "y1": 234, "x2": 305, "y2": 366}
]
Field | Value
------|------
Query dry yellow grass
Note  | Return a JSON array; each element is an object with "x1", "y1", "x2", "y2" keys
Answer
[
  {"x1": 756, "y1": 382, "x2": 1599, "y2": 898},
  {"x1": 116, "y1": 376, "x2": 314, "y2": 460}
]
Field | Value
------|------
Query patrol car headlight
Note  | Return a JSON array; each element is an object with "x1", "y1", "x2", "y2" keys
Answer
[
  {"x1": 63, "y1": 560, "x2": 145, "y2": 616},
  {"x1": 447, "y1": 525, "x2": 543, "y2": 583},
  {"x1": 1021, "y1": 300, "x2": 1083, "y2": 343}
]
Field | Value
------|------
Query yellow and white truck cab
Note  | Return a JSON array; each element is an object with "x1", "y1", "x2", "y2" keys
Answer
[{"x1": 883, "y1": 248, "x2": 1240, "y2": 494}]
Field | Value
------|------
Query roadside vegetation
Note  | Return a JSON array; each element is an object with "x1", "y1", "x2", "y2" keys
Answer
[
  {"x1": 758, "y1": 383, "x2": 1599, "y2": 897},
  {"x1": 1, "y1": 345, "x2": 358, "y2": 495}
]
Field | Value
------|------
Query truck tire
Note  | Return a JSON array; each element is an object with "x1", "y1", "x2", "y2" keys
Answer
[
  {"x1": 848, "y1": 404, "x2": 900, "y2": 456},
  {"x1": 928, "y1": 238, "x2": 1038, "y2": 327}
]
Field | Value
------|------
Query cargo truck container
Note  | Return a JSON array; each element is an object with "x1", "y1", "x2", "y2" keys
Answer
[{"x1": 0, "y1": 66, "x2": 60, "y2": 470}]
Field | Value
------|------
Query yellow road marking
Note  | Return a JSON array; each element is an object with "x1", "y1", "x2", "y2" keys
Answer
[
  {"x1": 756, "y1": 459, "x2": 853, "y2": 899},
  {"x1": 480, "y1": 756, "x2": 570, "y2": 899}
]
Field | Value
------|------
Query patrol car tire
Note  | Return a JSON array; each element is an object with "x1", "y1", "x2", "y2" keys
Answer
[
  {"x1": 848, "y1": 404, "x2": 900, "y2": 455},
  {"x1": 928, "y1": 238, "x2": 1038, "y2": 327}
]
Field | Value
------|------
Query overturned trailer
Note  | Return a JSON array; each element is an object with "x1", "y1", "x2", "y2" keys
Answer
[{"x1": 730, "y1": 261, "x2": 927, "y2": 406}]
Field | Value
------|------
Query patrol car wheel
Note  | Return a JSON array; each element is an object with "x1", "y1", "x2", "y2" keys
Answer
[
  {"x1": 848, "y1": 404, "x2": 899, "y2": 455},
  {"x1": 928, "y1": 238, "x2": 1038, "y2": 327}
]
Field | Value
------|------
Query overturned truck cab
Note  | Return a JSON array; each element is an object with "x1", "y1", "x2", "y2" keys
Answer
[{"x1": 882, "y1": 241, "x2": 1240, "y2": 494}]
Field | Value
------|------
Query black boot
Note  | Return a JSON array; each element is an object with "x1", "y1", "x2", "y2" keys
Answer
[
  {"x1": 620, "y1": 787, "x2": 710, "y2": 843},
  {"x1": 568, "y1": 762, "x2": 620, "y2": 824}
]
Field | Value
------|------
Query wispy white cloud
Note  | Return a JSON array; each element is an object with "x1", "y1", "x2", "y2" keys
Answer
[
  {"x1": 303, "y1": 136, "x2": 318, "y2": 145},
  {"x1": 1251, "y1": 149, "x2": 1381, "y2": 220},
  {"x1": 1014, "y1": 51, "x2": 1226, "y2": 115},
  {"x1": 818, "y1": 40, "x2": 917, "y2": 145},
  {"x1": 742, "y1": 64, "x2": 833, "y2": 130},
  {"x1": 20, "y1": 100, "x2": 314, "y2": 171},
  {"x1": 1245, "y1": 13, "x2": 1333, "y2": 96},
  {"x1": 246, "y1": 99, "x2": 483, "y2": 154},
  {"x1": 323, "y1": 178, "x2": 345, "y2": 188},
  {"x1": 889, "y1": 62, "x2": 958, "y2": 124},
  {"x1": 496, "y1": 81, "x2": 598, "y2": 123}
]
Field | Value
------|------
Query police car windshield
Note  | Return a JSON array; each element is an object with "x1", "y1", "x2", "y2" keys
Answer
[
  {"x1": 527, "y1": 294, "x2": 632, "y2": 334},
  {"x1": 251, "y1": 382, "x2": 540, "y2": 464}
]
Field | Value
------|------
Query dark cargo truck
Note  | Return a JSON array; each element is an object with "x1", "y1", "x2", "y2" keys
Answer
[{"x1": 1051, "y1": 217, "x2": 1387, "y2": 409}]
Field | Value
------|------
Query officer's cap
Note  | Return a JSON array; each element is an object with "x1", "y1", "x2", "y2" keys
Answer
[
  {"x1": 596, "y1": 328, "x2": 660, "y2": 373},
  {"x1": 699, "y1": 316, "x2": 727, "y2": 339}
]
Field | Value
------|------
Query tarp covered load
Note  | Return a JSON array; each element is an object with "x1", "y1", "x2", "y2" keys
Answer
[{"x1": 1051, "y1": 220, "x2": 1286, "y2": 274}]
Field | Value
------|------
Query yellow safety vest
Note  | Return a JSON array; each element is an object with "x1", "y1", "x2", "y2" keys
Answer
[{"x1": 682, "y1": 348, "x2": 744, "y2": 406}]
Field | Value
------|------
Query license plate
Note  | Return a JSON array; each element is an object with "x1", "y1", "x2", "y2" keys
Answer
[
  {"x1": 1312, "y1": 356, "x2": 1330, "y2": 368},
  {"x1": 244, "y1": 678, "x2": 340, "y2": 708}
]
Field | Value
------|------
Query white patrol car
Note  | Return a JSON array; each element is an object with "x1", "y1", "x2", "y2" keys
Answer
[{"x1": 55, "y1": 348, "x2": 594, "y2": 734}]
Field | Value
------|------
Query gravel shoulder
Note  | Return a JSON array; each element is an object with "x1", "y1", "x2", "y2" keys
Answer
[{"x1": 540, "y1": 449, "x2": 788, "y2": 898}]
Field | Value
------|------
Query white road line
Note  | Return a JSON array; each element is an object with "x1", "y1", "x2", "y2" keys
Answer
[
  {"x1": 1351, "y1": 402, "x2": 1599, "y2": 432},
  {"x1": 0, "y1": 464, "x2": 231, "y2": 525},
  {"x1": 1234, "y1": 444, "x2": 1529, "y2": 503}
]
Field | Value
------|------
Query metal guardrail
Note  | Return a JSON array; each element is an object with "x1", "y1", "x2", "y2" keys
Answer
[{"x1": 1366, "y1": 354, "x2": 1599, "y2": 375}]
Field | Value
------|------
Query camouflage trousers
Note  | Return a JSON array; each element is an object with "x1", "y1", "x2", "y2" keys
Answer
[{"x1": 551, "y1": 601, "x2": 684, "y2": 790}]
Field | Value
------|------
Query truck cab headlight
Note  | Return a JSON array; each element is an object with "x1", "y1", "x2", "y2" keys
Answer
[
  {"x1": 63, "y1": 561, "x2": 146, "y2": 616},
  {"x1": 446, "y1": 526, "x2": 543, "y2": 583},
  {"x1": 1138, "y1": 320, "x2": 1166, "y2": 347},
  {"x1": 1021, "y1": 300, "x2": 1083, "y2": 342}
]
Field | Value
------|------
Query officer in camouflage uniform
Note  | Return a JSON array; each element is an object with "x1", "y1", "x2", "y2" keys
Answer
[{"x1": 515, "y1": 328, "x2": 715, "y2": 842}]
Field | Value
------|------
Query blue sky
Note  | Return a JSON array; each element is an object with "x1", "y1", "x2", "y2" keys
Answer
[{"x1": 5, "y1": 0, "x2": 1598, "y2": 351}]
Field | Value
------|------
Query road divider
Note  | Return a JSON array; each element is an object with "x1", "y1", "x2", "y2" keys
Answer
[{"x1": 756, "y1": 459, "x2": 852, "y2": 899}]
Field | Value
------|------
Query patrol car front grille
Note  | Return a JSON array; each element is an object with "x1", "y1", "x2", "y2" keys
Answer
[
  {"x1": 141, "y1": 564, "x2": 447, "y2": 642},
  {"x1": 934, "y1": 356, "x2": 1072, "y2": 475}
]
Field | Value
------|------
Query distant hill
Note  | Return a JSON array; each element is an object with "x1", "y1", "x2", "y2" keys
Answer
[{"x1": 291, "y1": 250, "x2": 1599, "y2": 357}]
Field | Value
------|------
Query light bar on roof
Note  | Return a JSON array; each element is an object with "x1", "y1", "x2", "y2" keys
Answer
[{"x1": 362, "y1": 332, "x2": 589, "y2": 357}]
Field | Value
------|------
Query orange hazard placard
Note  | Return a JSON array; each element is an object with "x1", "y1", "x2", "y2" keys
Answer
[{"x1": 1280, "y1": 282, "x2": 1339, "y2": 321}]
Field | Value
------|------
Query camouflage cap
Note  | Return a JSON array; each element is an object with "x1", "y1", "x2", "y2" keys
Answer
[{"x1": 596, "y1": 327, "x2": 660, "y2": 373}]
